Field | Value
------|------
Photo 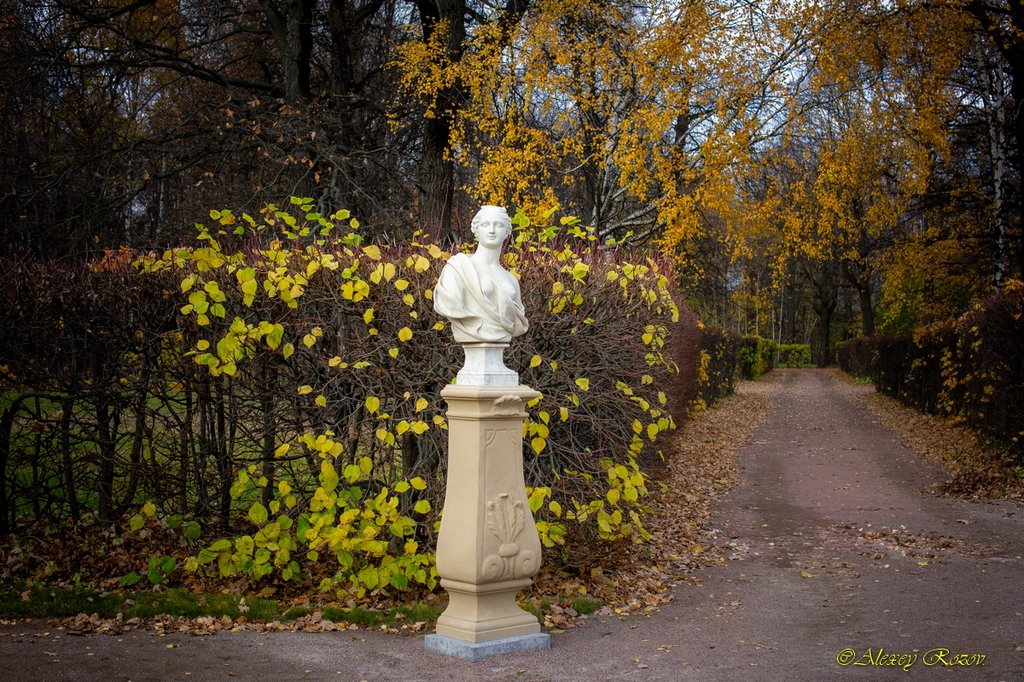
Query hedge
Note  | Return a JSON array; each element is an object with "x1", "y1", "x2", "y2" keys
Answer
[
  {"x1": 736, "y1": 335, "x2": 778, "y2": 379},
  {"x1": 839, "y1": 280, "x2": 1024, "y2": 463},
  {"x1": 777, "y1": 344, "x2": 812, "y2": 367},
  {"x1": 0, "y1": 199, "x2": 745, "y2": 595}
]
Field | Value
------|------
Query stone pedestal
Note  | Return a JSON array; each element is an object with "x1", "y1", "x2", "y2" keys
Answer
[{"x1": 427, "y1": 384, "x2": 549, "y2": 657}]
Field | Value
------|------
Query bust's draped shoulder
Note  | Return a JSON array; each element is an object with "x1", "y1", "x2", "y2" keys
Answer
[{"x1": 433, "y1": 253, "x2": 528, "y2": 344}]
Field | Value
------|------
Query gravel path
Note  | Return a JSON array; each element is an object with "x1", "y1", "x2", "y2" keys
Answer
[{"x1": 2, "y1": 369, "x2": 1022, "y2": 680}]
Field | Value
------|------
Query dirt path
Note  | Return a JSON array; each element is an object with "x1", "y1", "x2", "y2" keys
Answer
[{"x1": 2, "y1": 369, "x2": 1022, "y2": 680}]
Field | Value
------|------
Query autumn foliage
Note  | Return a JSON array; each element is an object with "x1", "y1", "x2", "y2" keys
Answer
[{"x1": 840, "y1": 280, "x2": 1024, "y2": 463}]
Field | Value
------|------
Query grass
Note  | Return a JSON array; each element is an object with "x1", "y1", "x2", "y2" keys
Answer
[
  {"x1": 0, "y1": 582, "x2": 441, "y2": 627},
  {"x1": 571, "y1": 596, "x2": 602, "y2": 615}
]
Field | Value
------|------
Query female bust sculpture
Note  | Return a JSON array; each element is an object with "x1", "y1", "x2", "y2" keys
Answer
[{"x1": 433, "y1": 205, "x2": 529, "y2": 344}]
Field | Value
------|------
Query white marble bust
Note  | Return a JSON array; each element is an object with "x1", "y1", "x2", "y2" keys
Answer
[{"x1": 433, "y1": 206, "x2": 529, "y2": 345}]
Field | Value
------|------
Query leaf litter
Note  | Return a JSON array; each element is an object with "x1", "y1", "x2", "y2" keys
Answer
[
  {"x1": 850, "y1": 372, "x2": 1024, "y2": 503},
  {"x1": 527, "y1": 378, "x2": 772, "y2": 627}
]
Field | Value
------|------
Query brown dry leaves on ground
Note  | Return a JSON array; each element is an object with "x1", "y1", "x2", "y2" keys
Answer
[
  {"x1": 533, "y1": 377, "x2": 773, "y2": 627},
  {"x1": 37, "y1": 610, "x2": 423, "y2": 638},
  {"x1": 847, "y1": 371, "x2": 1024, "y2": 504}
]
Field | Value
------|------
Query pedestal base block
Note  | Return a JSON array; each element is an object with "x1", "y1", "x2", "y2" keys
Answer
[
  {"x1": 434, "y1": 578, "x2": 539, "y2": 643},
  {"x1": 424, "y1": 633, "x2": 551, "y2": 661}
]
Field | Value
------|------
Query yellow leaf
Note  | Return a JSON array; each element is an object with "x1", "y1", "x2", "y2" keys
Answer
[
  {"x1": 363, "y1": 308, "x2": 375, "y2": 324},
  {"x1": 529, "y1": 354, "x2": 542, "y2": 368},
  {"x1": 398, "y1": 327, "x2": 413, "y2": 342},
  {"x1": 394, "y1": 279, "x2": 410, "y2": 291},
  {"x1": 315, "y1": 394, "x2": 327, "y2": 408},
  {"x1": 298, "y1": 385, "x2": 313, "y2": 395},
  {"x1": 274, "y1": 443, "x2": 290, "y2": 457},
  {"x1": 282, "y1": 343, "x2": 294, "y2": 359},
  {"x1": 415, "y1": 397, "x2": 428, "y2": 411},
  {"x1": 531, "y1": 437, "x2": 546, "y2": 454},
  {"x1": 575, "y1": 378, "x2": 590, "y2": 391},
  {"x1": 363, "y1": 245, "x2": 381, "y2": 260},
  {"x1": 388, "y1": 347, "x2": 399, "y2": 358}
]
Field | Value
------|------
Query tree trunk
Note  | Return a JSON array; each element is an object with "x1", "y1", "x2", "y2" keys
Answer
[
  {"x1": 214, "y1": 378, "x2": 232, "y2": 527},
  {"x1": 260, "y1": 0, "x2": 315, "y2": 104},
  {"x1": 96, "y1": 396, "x2": 116, "y2": 524},
  {"x1": 966, "y1": 0, "x2": 1024, "y2": 280},
  {"x1": 415, "y1": 0, "x2": 468, "y2": 241},
  {"x1": 985, "y1": 53, "x2": 1010, "y2": 289},
  {"x1": 807, "y1": 260, "x2": 839, "y2": 367},
  {"x1": 411, "y1": 0, "x2": 532, "y2": 240},
  {"x1": 60, "y1": 395, "x2": 80, "y2": 521},
  {"x1": 418, "y1": 113, "x2": 458, "y2": 240},
  {"x1": 0, "y1": 405, "x2": 16, "y2": 535},
  {"x1": 783, "y1": 279, "x2": 799, "y2": 343},
  {"x1": 1009, "y1": 53, "x2": 1024, "y2": 281},
  {"x1": 859, "y1": 285, "x2": 875, "y2": 337},
  {"x1": 260, "y1": 362, "x2": 277, "y2": 507}
]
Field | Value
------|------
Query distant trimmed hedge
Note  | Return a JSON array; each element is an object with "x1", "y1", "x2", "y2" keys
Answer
[
  {"x1": 777, "y1": 344, "x2": 811, "y2": 367},
  {"x1": 737, "y1": 336, "x2": 777, "y2": 379},
  {"x1": 839, "y1": 281, "x2": 1024, "y2": 462}
]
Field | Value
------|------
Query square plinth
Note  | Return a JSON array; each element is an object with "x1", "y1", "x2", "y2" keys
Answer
[{"x1": 423, "y1": 632, "x2": 551, "y2": 661}]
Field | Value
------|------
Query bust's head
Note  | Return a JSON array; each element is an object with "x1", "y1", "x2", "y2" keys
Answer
[{"x1": 471, "y1": 205, "x2": 512, "y2": 247}]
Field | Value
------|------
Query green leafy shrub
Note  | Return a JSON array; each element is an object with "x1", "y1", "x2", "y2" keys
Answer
[
  {"x1": 736, "y1": 335, "x2": 777, "y2": 379},
  {"x1": 777, "y1": 344, "x2": 812, "y2": 367},
  {"x1": 134, "y1": 198, "x2": 692, "y2": 593},
  {"x1": 690, "y1": 327, "x2": 737, "y2": 412}
]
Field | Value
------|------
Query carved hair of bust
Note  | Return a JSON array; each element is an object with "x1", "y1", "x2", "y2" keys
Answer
[{"x1": 471, "y1": 205, "x2": 512, "y2": 238}]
